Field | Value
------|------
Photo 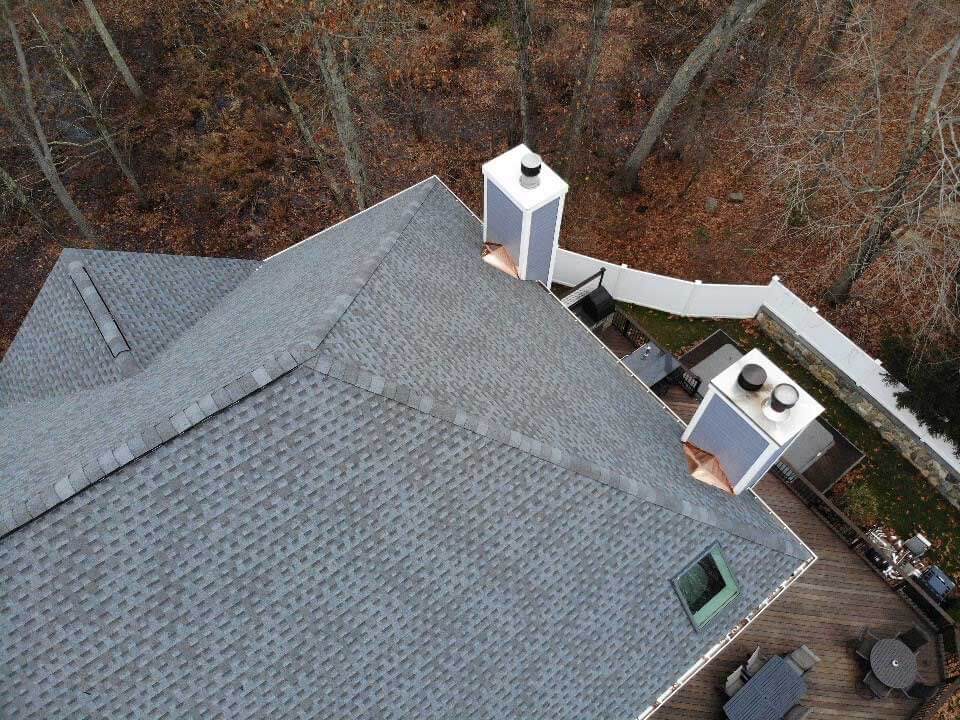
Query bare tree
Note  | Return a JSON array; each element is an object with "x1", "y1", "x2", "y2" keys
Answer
[
  {"x1": 34, "y1": 16, "x2": 146, "y2": 206},
  {"x1": 0, "y1": 3, "x2": 96, "y2": 241},
  {"x1": 826, "y1": 33, "x2": 960, "y2": 304},
  {"x1": 81, "y1": 0, "x2": 143, "y2": 101},
  {"x1": 258, "y1": 41, "x2": 347, "y2": 210},
  {"x1": 509, "y1": 0, "x2": 537, "y2": 150},
  {"x1": 560, "y1": 0, "x2": 613, "y2": 178},
  {"x1": 809, "y1": 0, "x2": 856, "y2": 82},
  {"x1": 317, "y1": 30, "x2": 369, "y2": 210},
  {"x1": 0, "y1": 162, "x2": 45, "y2": 227},
  {"x1": 619, "y1": 0, "x2": 771, "y2": 191}
]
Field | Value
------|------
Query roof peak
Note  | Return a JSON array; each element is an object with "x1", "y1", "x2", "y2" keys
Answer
[{"x1": 300, "y1": 351, "x2": 807, "y2": 560}]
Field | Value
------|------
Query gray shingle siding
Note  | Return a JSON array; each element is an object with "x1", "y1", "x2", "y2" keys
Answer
[
  {"x1": 486, "y1": 179, "x2": 524, "y2": 266},
  {"x1": 686, "y1": 395, "x2": 770, "y2": 483},
  {"x1": 0, "y1": 176, "x2": 811, "y2": 720},
  {"x1": 527, "y1": 197, "x2": 559, "y2": 283},
  {"x1": 0, "y1": 249, "x2": 257, "y2": 403},
  {"x1": 0, "y1": 180, "x2": 435, "y2": 527},
  {"x1": 320, "y1": 185, "x2": 801, "y2": 548},
  {"x1": 1, "y1": 367, "x2": 801, "y2": 720}
]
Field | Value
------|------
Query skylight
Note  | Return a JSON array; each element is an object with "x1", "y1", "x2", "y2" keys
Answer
[{"x1": 673, "y1": 544, "x2": 740, "y2": 630}]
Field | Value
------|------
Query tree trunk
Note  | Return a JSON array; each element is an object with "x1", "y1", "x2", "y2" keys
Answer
[
  {"x1": 809, "y1": 0, "x2": 855, "y2": 83},
  {"x1": 509, "y1": 0, "x2": 537, "y2": 150},
  {"x1": 317, "y1": 31, "x2": 369, "y2": 210},
  {"x1": 618, "y1": 0, "x2": 770, "y2": 191},
  {"x1": 3, "y1": 1, "x2": 51, "y2": 160},
  {"x1": 826, "y1": 33, "x2": 960, "y2": 305},
  {"x1": 258, "y1": 42, "x2": 347, "y2": 210},
  {"x1": 35, "y1": 18, "x2": 147, "y2": 206},
  {"x1": 674, "y1": 40, "x2": 727, "y2": 159},
  {"x1": 81, "y1": 0, "x2": 144, "y2": 101},
  {"x1": 560, "y1": 0, "x2": 613, "y2": 178},
  {"x1": 0, "y1": 78, "x2": 98, "y2": 242},
  {"x1": 0, "y1": 163, "x2": 45, "y2": 227}
]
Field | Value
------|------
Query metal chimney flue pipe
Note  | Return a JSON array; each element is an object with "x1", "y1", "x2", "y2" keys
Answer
[{"x1": 519, "y1": 153, "x2": 541, "y2": 188}]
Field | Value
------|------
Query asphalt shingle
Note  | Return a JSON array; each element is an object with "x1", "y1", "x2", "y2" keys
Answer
[
  {"x1": 1, "y1": 367, "x2": 803, "y2": 720},
  {"x1": 0, "y1": 175, "x2": 813, "y2": 720}
]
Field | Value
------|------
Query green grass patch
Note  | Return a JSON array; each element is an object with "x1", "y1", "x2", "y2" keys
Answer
[{"x1": 621, "y1": 304, "x2": 960, "y2": 598}]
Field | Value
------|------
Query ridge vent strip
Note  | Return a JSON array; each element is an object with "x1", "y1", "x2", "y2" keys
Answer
[{"x1": 68, "y1": 261, "x2": 132, "y2": 359}]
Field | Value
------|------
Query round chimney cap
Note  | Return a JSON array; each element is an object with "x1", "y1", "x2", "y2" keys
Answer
[
  {"x1": 737, "y1": 363, "x2": 767, "y2": 392},
  {"x1": 521, "y1": 153, "x2": 542, "y2": 176},
  {"x1": 770, "y1": 383, "x2": 799, "y2": 412},
  {"x1": 519, "y1": 153, "x2": 542, "y2": 188}
]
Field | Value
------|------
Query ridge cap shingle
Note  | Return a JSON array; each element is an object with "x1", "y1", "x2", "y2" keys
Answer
[{"x1": 303, "y1": 352, "x2": 810, "y2": 562}]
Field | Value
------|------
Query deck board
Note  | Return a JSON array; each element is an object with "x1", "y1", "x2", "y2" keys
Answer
[{"x1": 653, "y1": 385, "x2": 938, "y2": 720}]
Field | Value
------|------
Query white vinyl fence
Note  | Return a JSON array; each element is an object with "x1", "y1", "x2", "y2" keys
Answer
[{"x1": 554, "y1": 248, "x2": 960, "y2": 475}]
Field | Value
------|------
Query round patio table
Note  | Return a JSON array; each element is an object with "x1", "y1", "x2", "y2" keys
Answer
[{"x1": 870, "y1": 638, "x2": 917, "y2": 690}]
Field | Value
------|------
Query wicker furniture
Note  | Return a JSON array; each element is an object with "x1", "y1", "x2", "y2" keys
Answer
[
  {"x1": 869, "y1": 638, "x2": 917, "y2": 690},
  {"x1": 897, "y1": 625, "x2": 930, "y2": 653},
  {"x1": 723, "y1": 656, "x2": 807, "y2": 720}
]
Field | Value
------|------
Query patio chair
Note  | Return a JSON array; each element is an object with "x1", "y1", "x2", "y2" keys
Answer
[
  {"x1": 744, "y1": 646, "x2": 765, "y2": 678},
  {"x1": 787, "y1": 645, "x2": 820, "y2": 675},
  {"x1": 863, "y1": 670, "x2": 891, "y2": 699},
  {"x1": 784, "y1": 705, "x2": 813, "y2": 720},
  {"x1": 855, "y1": 626, "x2": 880, "y2": 660},
  {"x1": 724, "y1": 666, "x2": 746, "y2": 698},
  {"x1": 903, "y1": 681, "x2": 940, "y2": 701},
  {"x1": 897, "y1": 624, "x2": 930, "y2": 653}
]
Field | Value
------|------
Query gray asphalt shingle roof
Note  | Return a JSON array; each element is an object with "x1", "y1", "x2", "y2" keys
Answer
[
  {"x1": 0, "y1": 176, "x2": 812, "y2": 719},
  {"x1": 0, "y1": 248, "x2": 257, "y2": 403}
]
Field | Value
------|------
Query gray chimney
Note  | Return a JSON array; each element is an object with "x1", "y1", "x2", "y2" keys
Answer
[
  {"x1": 682, "y1": 349, "x2": 824, "y2": 495},
  {"x1": 482, "y1": 144, "x2": 568, "y2": 286}
]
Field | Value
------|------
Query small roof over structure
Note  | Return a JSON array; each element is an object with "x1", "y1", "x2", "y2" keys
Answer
[{"x1": 0, "y1": 177, "x2": 811, "y2": 720}]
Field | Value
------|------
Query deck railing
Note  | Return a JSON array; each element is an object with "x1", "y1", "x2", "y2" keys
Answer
[
  {"x1": 774, "y1": 469, "x2": 960, "y2": 683},
  {"x1": 554, "y1": 248, "x2": 960, "y2": 480},
  {"x1": 773, "y1": 467, "x2": 864, "y2": 548},
  {"x1": 610, "y1": 310, "x2": 649, "y2": 349}
]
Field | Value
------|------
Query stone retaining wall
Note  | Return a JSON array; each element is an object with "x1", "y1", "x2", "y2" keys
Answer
[{"x1": 756, "y1": 308, "x2": 960, "y2": 510}]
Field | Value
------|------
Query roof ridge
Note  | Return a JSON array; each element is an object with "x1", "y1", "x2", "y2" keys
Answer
[
  {"x1": 0, "y1": 248, "x2": 258, "y2": 408},
  {"x1": 270, "y1": 176, "x2": 441, "y2": 358},
  {"x1": 301, "y1": 352, "x2": 808, "y2": 561},
  {"x1": 0, "y1": 178, "x2": 441, "y2": 538}
]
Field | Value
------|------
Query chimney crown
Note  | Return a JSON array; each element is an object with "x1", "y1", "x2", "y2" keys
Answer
[
  {"x1": 482, "y1": 144, "x2": 568, "y2": 212},
  {"x1": 711, "y1": 349, "x2": 823, "y2": 444}
]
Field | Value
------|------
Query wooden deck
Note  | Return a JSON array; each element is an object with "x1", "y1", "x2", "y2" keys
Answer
[{"x1": 655, "y1": 385, "x2": 940, "y2": 720}]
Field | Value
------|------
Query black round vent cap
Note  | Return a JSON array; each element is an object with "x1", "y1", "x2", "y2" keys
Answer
[
  {"x1": 771, "y1": 383, "x2": 799, "y2": 412},
  {"x1": 737, "y1": 363, "x2": 767, "y2": 392},
  {"x1": 520, "y1": 153, "x2": 542, "y2": 177}
]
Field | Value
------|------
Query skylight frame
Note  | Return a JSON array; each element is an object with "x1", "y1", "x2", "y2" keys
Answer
[{"x1": 672, "y1": 543, "x2": 740, "y2": 631}]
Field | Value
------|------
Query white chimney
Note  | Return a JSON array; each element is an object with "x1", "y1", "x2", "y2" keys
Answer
[
  {"x1": 482, "y1": 144, "x2": 568, "y2": 286},
  {"x1": 682, "y1": 349, "x2": 824, "y2": 495}
]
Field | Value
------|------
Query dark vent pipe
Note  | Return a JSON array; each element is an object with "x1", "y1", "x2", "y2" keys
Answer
[
  {"x1": 770, "y1": 383, "x2": 799, "y2": 413},
  {"x1": 737, "y1": 363, "x2": 766, "y2": 392}
]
